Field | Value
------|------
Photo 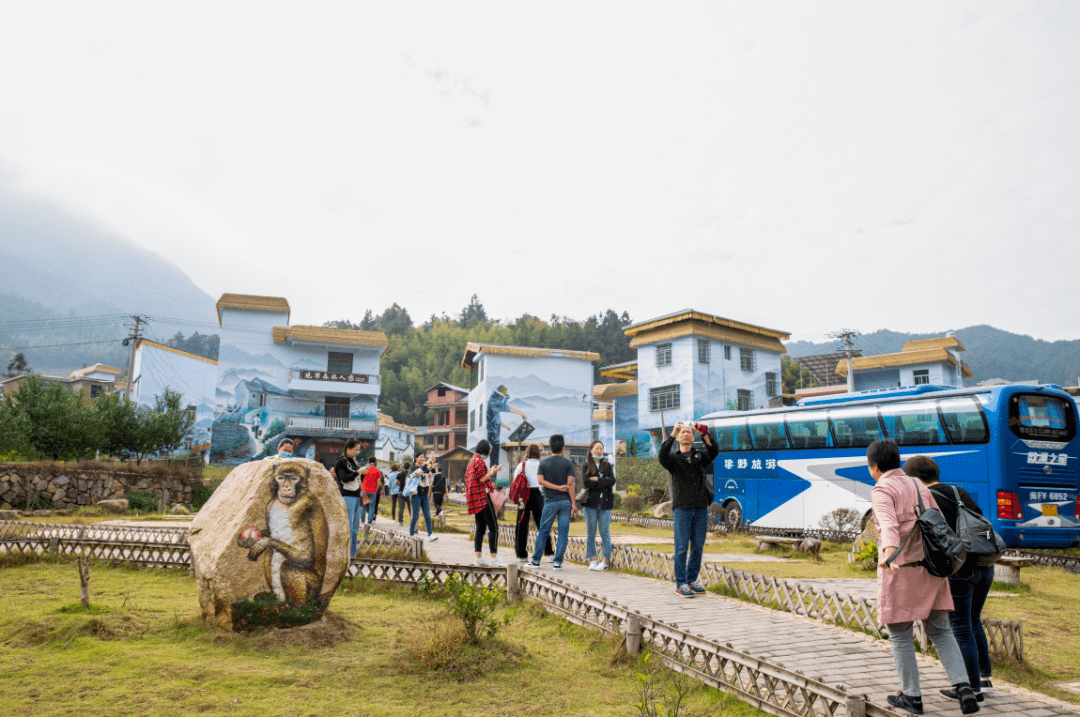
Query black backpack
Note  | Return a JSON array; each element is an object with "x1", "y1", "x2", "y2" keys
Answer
[
  {"x1": 949, "y1": 485, "x2": 1007, "y2": 568},
  {"x1": 886, "y1": 478, "x2": 966, "y2": 578}
]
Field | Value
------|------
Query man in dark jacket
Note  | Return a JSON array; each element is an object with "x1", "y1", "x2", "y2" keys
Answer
[{"x1": 658, "y1": 420, "x2": 719, "y2": 598}]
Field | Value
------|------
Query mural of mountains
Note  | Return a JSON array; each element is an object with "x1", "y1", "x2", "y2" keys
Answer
[
  {"x1": 0, "y1": 187, "x2": 215, "y2": 369},
  {"x1": 489, "y1": 374, "x2": 580, "y2": 399},
  {"x1": 786, "y1": 326, "x2": 1080, "y2": 388}
]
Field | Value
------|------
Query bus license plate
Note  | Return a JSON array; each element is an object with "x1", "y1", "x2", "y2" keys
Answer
[{"x1": 1042, "y1": 504, "x2": 1059, "y2": 517}]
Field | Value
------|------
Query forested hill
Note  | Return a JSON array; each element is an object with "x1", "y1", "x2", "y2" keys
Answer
[{"x1": 785, "y1": 325, "x2": 1080, "y2": 388}]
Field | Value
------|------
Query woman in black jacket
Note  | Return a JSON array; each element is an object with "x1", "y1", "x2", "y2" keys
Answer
[
  {"x1": 582, "y1": 439, "x2": 616, "y2": 571},
  {"x1": 904, "y1": 455, "x2": 994, "y2": 703},
  {"x1": 334, "y1": 438, "x2": 363, "y2": 557}
]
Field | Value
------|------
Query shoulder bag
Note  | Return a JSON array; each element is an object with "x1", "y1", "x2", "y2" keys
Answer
[
  {"x1": 950, "y1": 485, "x2": 1007, "y2": 567},
  {"x1": 886, "y1": 478, "x2": 966, "y2": 578}
]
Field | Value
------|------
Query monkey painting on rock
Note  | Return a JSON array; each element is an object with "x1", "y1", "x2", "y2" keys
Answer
[{"x1": 237, "y1": 463, "x2": 329, "y2": 606}]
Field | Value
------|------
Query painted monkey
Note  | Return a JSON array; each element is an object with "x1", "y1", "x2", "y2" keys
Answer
[{"x1": 237, "y1": 463, "x2": 328, "y2": 605}]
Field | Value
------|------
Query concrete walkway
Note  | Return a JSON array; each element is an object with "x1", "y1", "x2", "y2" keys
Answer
[{"x1": 379, "y1": 514, "x2": 1078, "y2": 717}]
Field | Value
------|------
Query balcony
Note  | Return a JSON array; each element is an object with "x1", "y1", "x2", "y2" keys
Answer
[
  {"x1": 285, "y1": 415, "x2": 378, "y2": 436},
  {"x1": 288, "y1": 369, "x2": 380, "y2": 396}
]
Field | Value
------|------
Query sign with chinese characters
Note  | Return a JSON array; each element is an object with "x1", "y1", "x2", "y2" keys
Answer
[
  {"x1": 1026, "y1": 452, "x2": 1068, "y2": 466},
  {"x1": 298, "y1": 371, "x2": 369, "y2": 384},
  {"x1": 723, "y1": 458, "x2": 777, "y2": 470}
]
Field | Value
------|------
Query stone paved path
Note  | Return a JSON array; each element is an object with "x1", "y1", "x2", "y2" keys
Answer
[{"x1": 378, "y1": 515, "x2": 1079, "y2": 717}]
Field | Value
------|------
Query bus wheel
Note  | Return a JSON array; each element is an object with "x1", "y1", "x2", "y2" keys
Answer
[{"x1": 724, "y1": 501, "x2": 743, "y2": 529}]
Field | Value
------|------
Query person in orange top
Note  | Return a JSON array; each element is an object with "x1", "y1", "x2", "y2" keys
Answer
[{"x1": 361, "y1": 456, "x2": 382, "y2": 524}]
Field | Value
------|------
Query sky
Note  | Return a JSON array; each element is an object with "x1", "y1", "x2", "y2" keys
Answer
[{"x1": 1, "y1": 1, "x2": 1078, "y2": 342}]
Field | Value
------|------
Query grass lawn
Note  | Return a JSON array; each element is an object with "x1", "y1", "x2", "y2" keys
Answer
[{"x1": 0, "y1": 557, "x2": 767, "y2": 717}]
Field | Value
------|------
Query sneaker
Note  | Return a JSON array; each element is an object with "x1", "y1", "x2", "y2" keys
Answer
[
  {"x1": 978, "y1": 679, "x2": 993, "y2": 693},
  {"x1": 940, "y1": 689, "x2": 984, "y2": 703},
  {"x1": 588, "y1": 560, "x2": 599, "y2": 570},
  {"x1": 527, "y1": 559, "x2": 542, "y2": 568},
  {"x1": 489, "y1": 557, "x2": 506, "y2": 567},
  {"x1": 886, "y1": 693, "x2": 923, "y2": 715},
  {"x1": 552, "y1": 562, "x2": 563, "y2": 571},
  {"x1": 956, "y1": 686, "x2": 980, "y2": 714},
  {"x1": 688, "y1": 581, "x2": 706, "y2": 594},
  {"x1": 676, "y1": 584, "x2": 695, "y2": 598},
  {"x1": 474, "y1": 557, "x2": 486, "y2": 566},
  {"x1": 427, "y1": 534, "x2": 438, "y2": 542},
  {"x1": 596, "y1": 561, "x2": 609, "y2": 571}
]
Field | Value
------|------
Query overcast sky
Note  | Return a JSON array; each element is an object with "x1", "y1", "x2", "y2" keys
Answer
[{"x1": 1, "y1": 1, "x2": 1078, "y2": 342}]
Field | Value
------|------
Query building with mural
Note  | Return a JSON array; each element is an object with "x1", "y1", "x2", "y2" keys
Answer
[
  {"x1": 132, "y1": 340, "x2": 218, "y2": 460},
  {"x1": 835, "y1": 334, "x2": 972, "y2": 392},
  {"x1": 375, "y1": 412, "x2": 416, "y2": 464},
  {"x1": 211, "y1": 294, "x2": 389, "y2": 467},
  {"x1": 461, "y1": 343, "x2": 598, "y2": 470},
  {"x1": 595, "y1": 309, "x2": 791, "y2": 457}
]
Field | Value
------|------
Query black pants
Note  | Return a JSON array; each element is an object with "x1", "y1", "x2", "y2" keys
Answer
[
  {"x1": 392, "y1": 494, "x2": 409, "y2": 522},
  {"x1": 516, "y1": 487, "x2": 553, "y2": 559},
  {"x1": 371, "y1": 491, "x2": 381, "y2": 518},
  {"x1": 474, "y1": 497, "x2": 499, "y2": 554},
  {"x1": 433, "y1": 491, "x2": 445, "y2": 515}
]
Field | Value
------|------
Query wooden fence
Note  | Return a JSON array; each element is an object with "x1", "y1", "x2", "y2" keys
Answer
[{"x1": 486, "y1": 524, "x2": 1025, "y2": 664}]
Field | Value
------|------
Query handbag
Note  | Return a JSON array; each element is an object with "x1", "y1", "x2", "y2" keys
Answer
[
  {"x1": 490, "y1": 487, "x2": 507, "y2": 512},
  {"x1": 335, "y1": 463, "x2": 361, "y2": 492},
  {"x1": 403, "y1": 473, "x2": 421, "y2": 497},
  {"x1": 361, "y1": 494, "x2": 370, "y2": 505},
  {"x1": 886, "y1": 479, "x2": 966, "y2": 578},
  {"x1": 950, "y1": 486, "x2": 1007, "y2": 567},
  {"x1": 509, "y1": 462, "x2": 530, "y2": 507},
  {"x1": 575, "y1": 487, "x2": 590, "y2": 508}
]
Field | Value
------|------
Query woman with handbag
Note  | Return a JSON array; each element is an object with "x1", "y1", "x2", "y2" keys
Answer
[
  {"x1": 513, "y1": 443, "x2": 553, "y2": 562},
  {"x1": 904, "y1": 455, "x2": 995, "y2": 702},
  {"x1": 869, "y1": 439, "x2": 979, "y2": 715},
  {"x1": 466, "y1": 439, "x2": 505, "y2": 566},
  {"x1": 581, "y1": 439, "x2": 616, "y2": 571},
  {"x1": 334, "y1": 439, "x2": 363, "y2": 557},
  {"x1": 406, "y1": 462, "x2": 438, "y2": 542}
]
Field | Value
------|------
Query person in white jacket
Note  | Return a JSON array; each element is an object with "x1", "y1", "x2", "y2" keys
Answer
[{"x1": 513, "y1": 443, "x2": 553, "y2": 562}]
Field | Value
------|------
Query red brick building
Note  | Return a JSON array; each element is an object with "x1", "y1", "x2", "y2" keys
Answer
[{"x1": 421, "y1": 382, "x2": 469, "y2": 455}]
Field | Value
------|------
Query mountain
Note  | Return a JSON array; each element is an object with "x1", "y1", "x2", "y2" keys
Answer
[
  {"x1": 0, "y1": 187, "x2": 216, "y2": 369},
  {"x1": 786, "y1": 326, "x2": 1080, "y2": 387}
]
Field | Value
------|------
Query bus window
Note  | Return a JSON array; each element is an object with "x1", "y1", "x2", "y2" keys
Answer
[
  {"x1": 713, "y1": 416, "x2": 752, "y2": 451},
  {"x1": 828, "y1": 406, "x2": 884, "y2": 447},
  {"x1": 786, "y1": 411, "x2": 833, "y2": 449},
  {"x1": 1009, "y1": 394, "x2": 1076, "y2": 442},
  {"x1": 879, "y1": 400, "x2": 947, "y2": 446},
  {"x1": 938, "y1": 397, "x2": 988, "y2": 444},
  {"x1": 749, "y1": 415, "x2": 789, "y2": 450}
]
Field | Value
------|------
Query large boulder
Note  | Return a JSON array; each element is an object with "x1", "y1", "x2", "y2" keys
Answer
[
  {"x1": 188, "y1": 458, "x2": 349, "y2": 631},
  {"x1": 652, "y1": 500, "x2": 673, "y2": 518},
  {"x1": 97, "y1": 499, "x2": 129, "y2": 514}
]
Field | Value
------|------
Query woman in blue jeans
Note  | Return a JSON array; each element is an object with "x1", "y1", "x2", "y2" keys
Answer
[
  {"x1": 906, "y1": 455, "x2": 995, "y2": 701},
  {"x1": 408, "y1": 462, "x2": 438, "y2": 542},
  {"x1": 582, "y1": 439, "x2": 616, "y2": 571},
  {"x1": 333, "y1": 438, "x2": 363, "y2": 557}
]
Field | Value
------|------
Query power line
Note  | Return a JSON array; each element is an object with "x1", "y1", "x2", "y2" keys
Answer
[{"x1": 0, "y1": 338, "x2": 125, "y2": 350}]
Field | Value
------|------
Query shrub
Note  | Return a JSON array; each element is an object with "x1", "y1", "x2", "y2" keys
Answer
[
  {"x1": 611, "y1": 492, "x2": 623, "y2": 510},
  {"x1": 124, "y1": 491, "x2": 158, "y2": 513},
  {"x1": 623, "y1": 495, "x2": 645, "y2": 516},
  {"x1": 852, "y1": 540, "x2": 878, "y2": 571},
  {"x1": 625, "y1": 484, "x2": 643, "y2": 497},
  {"x1": 441, "y1": 573, "x2": 513, "y2": 644},
  {"x1": 192, "y1": 482, "x2": 218, "y2": 510},
  {"x1": 820, "y1": 507, "x2": 861, "y2": 535}
]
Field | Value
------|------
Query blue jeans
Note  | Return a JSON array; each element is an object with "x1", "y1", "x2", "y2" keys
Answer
[
  {"x1": 409, "y1": 493, "x2": 433, "y2": 536},
  {"x1": 343, "y1": 496, "x2": 362, "y2": 557},
  {"x1": 673, "y1": 507, "x2": 708, "y2": 586},
  {"x1": 532, "y1": 499, "x2": 571, "y2": 564},
  {"x1": 583, "y1": 506, "x2": 612, "y2": 561},
  {"x1": 948, "y1": 565, "x2": 994, "y2": 687},
  {"x1": 363, "y1": 493, "x2": 379, "y2": 523}
]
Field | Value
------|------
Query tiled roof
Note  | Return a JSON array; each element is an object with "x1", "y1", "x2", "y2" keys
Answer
[
  {"x1": 377, "y1": 412, "x2": 417, "y2": 434},
  {"x1": 624, "y1": 309, "x2": 789, "y2": 340},
  {"x1": 594, "y1": 381, "x2": 638, "y2": 400},
  {"x1": 272, "y1": 325, "x2": 389, "y2": 349},
  {"x1": 461, "y1": 342, "x2": 600, "y2": 368},
  {"x1": 136, "y1": 339, "x2": 218, "y2": 365},
  {"x1": 837, "y1": 348, "x2": 974, "y2": 378},
  {"x1": 68, "y1": 363, "x2": 122, "y2": 378},
  {"x1": 901, "y1": 336, "x2": 966, "y2": 353},
  {"x1": 216, "y1": 294, "x2": 290, "y2": 325}
]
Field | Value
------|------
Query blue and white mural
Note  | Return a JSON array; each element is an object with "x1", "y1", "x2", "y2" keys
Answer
[{"x1": 132, "y1": 340, "x2": 217, "y2": 458}]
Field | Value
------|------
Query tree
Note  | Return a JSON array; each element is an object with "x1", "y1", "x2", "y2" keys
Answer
[
  {"x1": 782, "y1": 355, "x2": 820, "y2": 395},
  {"x1": 5, "y1": 352, "x2": 31, "y2": 378},
  {"x1": 458, "y1": 295, "x2": 488, "y2": 327},
  {"x1": 3, "y1": 376, "x2": 100, "y2": 461},
  {"x1": 96, "y1": 387, "x2": 195, "y2": 463}
]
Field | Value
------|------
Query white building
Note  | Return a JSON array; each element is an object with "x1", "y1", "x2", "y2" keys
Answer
[
  {"x1": 375, "y1": 413, "x2": 416, "y2": 465},
  {"x1": 836, "y1": 334, "x2": 972, "y2": 391},
  {"x1": 132, "y1": 340, "x2": 218, "y2": 460}
]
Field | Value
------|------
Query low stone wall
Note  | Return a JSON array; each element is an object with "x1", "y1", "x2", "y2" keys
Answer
[{"x1": 0, "y1": 462, "x2": 203, "y2": 510}]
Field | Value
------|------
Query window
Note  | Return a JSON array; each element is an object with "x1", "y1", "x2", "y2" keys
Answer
[
  {"x1": 913, "y1": 369, "x2": 930, "y2": 386},
  {"x1": 737, "y1": 389, "x2": 754, "y2": 411},
  {"x1": 437, "y1": 386, "x2": 447, "y2": 397},
  {"x1": 469, "y1": 410, "x2": 475, "y2": 432},
  {"x1": 828, "y1": 406, "x2": 883, "y2": 447},
  {"x1": 698, "y1": 340, "x2": 710, "y2": 363},
  {"x1": 389, "y1": 451, "x2": 395, "y2": 461},
  {"x1": 740, "y1": 348, "x2": 756, "y2": 372},
  {"x1": 327, "y1": 351, "x2": 353, "y2": 374},
  {"x1": 724, "y1": 345, "x2": 731, "y2": 360},
  {"x1": 938, "y1": 397, "x2": 988, "y2": 444},
  {"x1": 749, "y1": 415, "x2": 789, "y2": 450},
  {"x1": 649, "y1": 384, "x2": 680, "y2": 411},
  {"x1": 89, "y1": 384, "x2": 103, "y2": 398},
  {"x1": 1010, "y1": 394, "x2": 1075, "y2": 441},
  {"x1": 713, "y1": 417, "x2": 752, "y2": 451},
  {"x1": 765, "y1": 372, "x2": 779, "y2": 397},
  {"x1": 479, "y1": 358, "x2": 484, "y2": 381},
  {"x1": 185, "y1": 405, "x2": 197, "y2": 421},
  {"x1": 437, "y1": 410, "x2": 449, "y2": 426},
  {"x1": 878, "y1": 400, "x2": 946, "y2": 445},
  {"x1": 437, "y1": 435, "x2": 447, "y2": 450},
  {"x1": 656, "y1": 343, "x2": 672, "y2": 367},
  {"x1": 324, "y1": 396, "x2": 350, "y2": 419},
  {"x1": 787, "y1": 411, "x2": 833, "y2": 449}
]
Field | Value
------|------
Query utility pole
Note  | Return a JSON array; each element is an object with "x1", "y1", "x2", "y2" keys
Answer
[
  {"x1": 123, "y1": 315, "x2": 146, "y2": 403},
  {"x1": 829, "y1": 329, "x2": 861, "y2": 393}
]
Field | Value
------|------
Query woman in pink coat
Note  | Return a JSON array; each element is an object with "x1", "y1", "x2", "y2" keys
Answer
[{"x1": 868, "y1": 439, "x2": 979, "y2": 715}]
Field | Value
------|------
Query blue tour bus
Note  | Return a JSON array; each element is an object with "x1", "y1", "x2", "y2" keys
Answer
[{"x1": 700, "y1": 384, "x2": 1080, "y2": 549}]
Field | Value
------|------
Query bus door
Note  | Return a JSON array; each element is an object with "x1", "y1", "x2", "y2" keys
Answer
[
  {"x1": 748, "y1": 414, "x2": 799, "y2": 525},
  {"x1": 711, "y1": 416, "x2": 757, "y2": 522}
]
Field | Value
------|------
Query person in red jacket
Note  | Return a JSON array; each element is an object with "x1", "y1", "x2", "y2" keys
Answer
[
  {"x1": 466, "y1": 439, "x2": 504, "y2": 566},
  {"x1": 361, "y1": 456, "x2": 382, "y2": 524}
]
